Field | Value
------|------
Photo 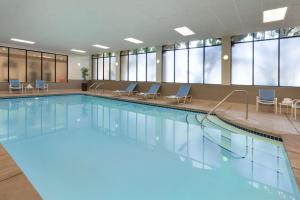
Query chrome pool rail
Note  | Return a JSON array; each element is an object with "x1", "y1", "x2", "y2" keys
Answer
[
  {"x1": 89, "y1": 82, "x2": 98, "y2": 90},
  {"x1": 200, "y1": 90, "x2": 249, "y2": 125},
  {"x1": 95, "y1": 82, "x2": 105, "y2": 93}
]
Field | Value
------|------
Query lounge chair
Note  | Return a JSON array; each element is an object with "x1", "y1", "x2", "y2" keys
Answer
[
  {"x1": 136, "y1": 83, "x2": 161, "y2": 99},
  {"x1": 256, "y1": 89, "x2": 277, "y2": 113},
  {"x1": 166, "y1": 84, "x2": 192, "y2": 104},
  {"x1": 112, "y1": 82, "x2": 138, "y2": 96},
  {"x1": 9, "y1": 79, "x2": 23, "y2": 93},
  {"x1": 291, "y1": 100, "x2": 300, "y2": 120},
  {"x1": 35, "y1": 80, "x2": 48, "y2": 92}
]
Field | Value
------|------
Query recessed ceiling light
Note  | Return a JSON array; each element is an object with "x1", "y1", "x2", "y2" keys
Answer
[
  {"x1": 174, "y1": 26, "x2": 195, "y2": 36},
  {"x1": 93, "y1": 44, "x2": 110, "y2": 49},
  {"x1": 11, "y1": 38, "x2": 35, "y2": 44},
  {"x1": 70, "y1": 49, "x2": 86, "y2": 53},
  {"x1": 263, "y1": 7, "x2": 288, "y2": 23},
  {"x1": 124, "y1": 38, "x2": 143, "y2": 44}
]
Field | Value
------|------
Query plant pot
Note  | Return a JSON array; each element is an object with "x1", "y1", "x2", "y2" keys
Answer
[{"x1": 82, "y1": 82, "x2": 88, "y2": 91}]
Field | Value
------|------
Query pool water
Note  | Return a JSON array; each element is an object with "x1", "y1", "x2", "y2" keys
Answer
[{"x1": 0, "y1": 95, "x2": 299, "y2": 200}]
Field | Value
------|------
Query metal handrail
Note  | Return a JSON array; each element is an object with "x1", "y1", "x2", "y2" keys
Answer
[
  {"x1": 89, "y1": 82, "x2": 97, "y2": 89},
  {"x1": 200, "y1": 90, "x2": 249, "y2": 125}
]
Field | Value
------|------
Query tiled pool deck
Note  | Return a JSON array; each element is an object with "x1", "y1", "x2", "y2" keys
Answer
[{"x1": 1, "y1": 89, "x2": 300, "y2": 199}]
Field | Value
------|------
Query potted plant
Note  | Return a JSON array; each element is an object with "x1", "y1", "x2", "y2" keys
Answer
[{"x1": 81, "y1": 67, "x2": 89, "y2": 91}]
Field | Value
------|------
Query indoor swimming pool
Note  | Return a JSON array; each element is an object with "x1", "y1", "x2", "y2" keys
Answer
[{"x1": 0, "y1": 95, "x2": 299, "y2": 200}]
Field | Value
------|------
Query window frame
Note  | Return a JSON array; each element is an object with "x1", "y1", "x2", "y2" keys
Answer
[
  {"x1": 230, "y1": 28, "x2": 300, "y2": 87},
  {"x1": 1, "y1": 46, "x2": 68, "y2": 83},
  {"x1": 162, "y1": 39, "x2": 222, "y2": 84},
  {"x1": 119, "y1": 47, "x2": 157, "y2": 82}
]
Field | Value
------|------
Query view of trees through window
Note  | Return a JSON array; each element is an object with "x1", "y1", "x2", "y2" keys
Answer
[
  {"x1": 92, "y1": 52, "x2": 116, "y2": 80},
  {"x1": 231, "y1": 27, "x2": 300, "y2": 86},
  {"x1": 163, "y1": 38, "x2": 222, "y2": 84}
]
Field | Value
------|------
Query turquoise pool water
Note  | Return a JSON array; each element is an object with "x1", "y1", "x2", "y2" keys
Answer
[{"x1": 0, "y1": 95, "x2": 299, "y2": 200}]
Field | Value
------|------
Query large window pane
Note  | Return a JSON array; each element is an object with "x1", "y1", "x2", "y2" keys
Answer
[
  {"x1": 110, "y1": 57, "x2": 116, "y2": 80},
  {"x1": 280, "y1": 37, "x2": 300, "y2": 86},
  {"x1": 175, "y1": 49, "x2": 188, "y2": 83},
  {"x1": 129, "y1": 54, "x2": 136, "y2": 81},
  {"x1": 232, "y1": 43, "x2": 253, "y2": 85},
  {"x1": 121, "y1": 56, "x2": 128, "y2": 81},
  {"x1": 189, "y1": 48, "x2": 203, "y2": 83},
  {"x1": 204, "y1": 46, "x2": 221, "y2": 84},
  {"x1": 137, "y1": 54, "x2": 146, "y2": 82},
  {"x1": 42, "y1": 53, "x2": 55, "y2": 82},
  {"x1": 27, "y1": 51, "x2": 41, "y2": 82},
  {"x1": 9, "y1": 49, "x2": 26, "y2": 82},
  {"x1": 104, "y1": 57, "x2": 109, "y2": 80},
  {"x1": 56, "y1": 55, "x2": 67, "y2": 82},
  {"x1": 147, "y1": 52, "x2": 156, "y2": 82},
  {"x1": 163, "y1": 51, "x2": 174, "y2": 82},
  {"x1": 0, "y1": 47, "x2": 8, "y2": 82},
  {"x1": 254, "y1": 40, "x2": 278, "y2": 86},
  {"x1": 97, "y1": 57, "x2": 103, "y2": 80},
  {"x1": 92, "y1": 58, "x2": 97, "y2": 80}
]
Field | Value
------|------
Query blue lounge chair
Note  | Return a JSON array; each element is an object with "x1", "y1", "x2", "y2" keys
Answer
[
  {"x1": 137, "y1": 83, "x2": 161, "y2": 99},
  {"x1": 35, "y1": 80, "x2": 49, "y2": 92},
  {"x1": 256, "y1": 89, "x2": 277, "y2": 113},
  {"x1": 9, "y1": 79, "x2": 23, "y2": 93},
  {"x1": 112, "y1": 82, "x2": 138, "y2": 96},
  {"x1": 166, "y1": 84, "x2": 192, "y2": 104}
]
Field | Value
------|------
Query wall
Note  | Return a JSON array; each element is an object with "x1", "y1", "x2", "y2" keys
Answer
[
  {"x1": 89, "y1": 80, "x2": 300, "y2": 105},
  {"x1": 68, "y1": 55, "x2": 91, "y2": 80}
]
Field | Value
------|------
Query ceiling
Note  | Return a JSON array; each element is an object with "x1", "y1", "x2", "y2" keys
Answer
[{"x1": 0, "y1": 0, "x2": 300, "y2": 55}]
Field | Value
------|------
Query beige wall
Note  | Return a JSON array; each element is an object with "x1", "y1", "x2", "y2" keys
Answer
[
  {"x1": 90, "y1": 80, "x2": 300, "y2": 105},
  {"x1": 68, "y1": 55, "x2": 91, "y2": 80}
]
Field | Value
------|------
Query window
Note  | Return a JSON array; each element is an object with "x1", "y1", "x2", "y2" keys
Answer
[
  {"x1": 1, "y1": 46, "x2": 67, "y2": 83},
  {"x1": 231, "y1": 43, "x2": 253, "y2": 85},
  {"x1": 280, "y1": 37, "x2": 300, "y2": 86},
  {"x1": 110, "y1": 56, "x2": 116, "y2": 80},
  {"x1": 231, "y1": 27, "x2": 300, "y2": 86},
  {"x1": 175, "y1": 48, "x2": 188, "y2": 83},
  {"x1": 92, "y1": 55, "x2": 97, "y2": 80},
  {"x1": 147, "y1": 52, "x2": 156, "y2": 82},
  {"x1": 189, "y1": 48, "x2": 203, "y2": 83},
  {"x1": 204, "y1": 46, "x2": 221, "y2": 84},
  {"x1": 55, "y1": 55, "x2": 67, "y2": 82},
  {"x1": 162, "y1": 39, "x2": 221, "y2": 84},
  {"x1": 97, "y1": 56, "x2": 103, "y2": 80},
  {"x1": 253, "y1": 40, "x2": 278, "y2": 86},
  {"x1": 91, "y1": 53, "x2": 117, "y2": 81},
  {"x1": 128, "y1": 53, "x2": 137, "y2": 81},
  {"x1": 9, "y1": 48, "x2": 26, "y2": 82},
  {"x1": 118, "y1": 48, "x2": 156, "y2": 82},
  {"x1": 42, "y1": 53, "x2": 55, "y2": 82},
  {"x1": 137, "y1": 53, "x2": 146, "y2": 82},
  {"x1": 104, "y1": 56, "x2": 110, "y2": 80},
  {"x1": 121, "y1": 52, "x2": 128, "y2": 81},
  {"x1": 163, "y1": 50, "x2": 174, "y2": 83},
  {"x1": 0, "y1": 47, "x2": 8, "y2": 82},
  {"x1": 27, "y1": 51, "x2": 42, "y2": 82}
]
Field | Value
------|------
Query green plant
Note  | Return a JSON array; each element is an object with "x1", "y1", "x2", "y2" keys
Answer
[{"x1": 80, "y1": 67, "x2": 89, "y2": 80}]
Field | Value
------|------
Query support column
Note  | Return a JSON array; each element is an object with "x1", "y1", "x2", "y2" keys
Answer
[
  {"x1": 221, "y1": 36, "x2": 231, "y2": 85},
  {"x1": 156, "y1": 46, "x2": 162, "y2": 83},
  {"x1": 115, "y1": 51, "x2": 121, "y2": 81}
]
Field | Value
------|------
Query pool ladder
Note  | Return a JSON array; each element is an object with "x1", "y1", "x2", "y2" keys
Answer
[
  {"x1": 186, "y1": 113, "x2": 248, "y2": 159},
  {"x1": 200, "y1": 90, "x2": 249, "y2": 126}
]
